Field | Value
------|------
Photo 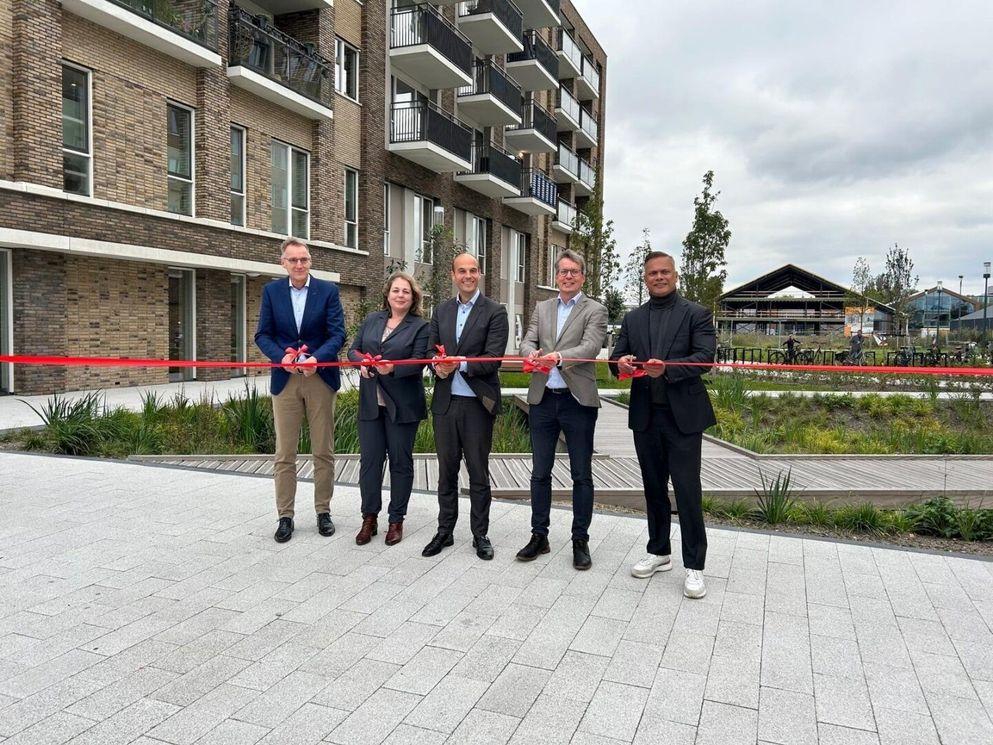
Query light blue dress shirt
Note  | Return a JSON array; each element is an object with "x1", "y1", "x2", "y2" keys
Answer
[
  {"x1": 547, "y1": 292, "x2": 581, "y2": 389},
  {"x1": 451, "y1": 289, "x2": 480, "y2": 397},
  {"x1": 289, "y1": 276, "x2": 310, "y2": 334}
]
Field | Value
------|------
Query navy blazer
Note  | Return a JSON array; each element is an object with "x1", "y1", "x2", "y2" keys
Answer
[
  {"x1": 428, "y1": 293, "x2": 509, "y2": 416},
  {"x1": 254, "y1": 276, "x2": 346, "y2": 395},
  {"x1": 610, "y1": 294, "x2": 718, "y2": 435},
  {"x1": 348, "y1": 310, "x2": 430, "y2": 424}
]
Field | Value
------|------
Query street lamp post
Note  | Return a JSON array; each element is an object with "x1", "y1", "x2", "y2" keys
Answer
[
  {"x1": 983, "y1": 261, "x2": 991, "y2": 346},
  {"x1": 936, "y1": 281, "x2": 943, "y2": 340}
]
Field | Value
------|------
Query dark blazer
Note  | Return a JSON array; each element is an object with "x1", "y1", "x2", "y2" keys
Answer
[
  {"x1": 348, "y1": 310, "x2": 430, "y2": 424},
  {"x1": 428, "y1": 293, "x2": 509, "y2": 416},
  {"x1": 254, "y1": 277, "x2": 346, "y2": 395},
  {"x1": 610, "y1": 293, "x2": 718, "y2": 434}
]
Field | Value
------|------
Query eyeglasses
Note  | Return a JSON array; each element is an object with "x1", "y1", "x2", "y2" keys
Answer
[
  {"x1": 557, "y1": 269, "x2": 583, "y2": 277},
  {"x1": 284, "y1": 257, "x2": 311, "y2": 265}
]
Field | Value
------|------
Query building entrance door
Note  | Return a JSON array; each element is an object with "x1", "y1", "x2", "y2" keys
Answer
[
  {"x1": 168, "y1": 268, "x2": 196, "y2": 382},
  {"x1": 0, "y1": 249, "x2": 11, "y2": 394}
]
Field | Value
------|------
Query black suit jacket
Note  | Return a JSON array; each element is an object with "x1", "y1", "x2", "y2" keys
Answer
[
  {"x1": 428, "y1": 293, "x2": 509, "y2": 416},
  {"x1": 348, "y1": 311, "x2": 430, "y2": 424},
  {"x1": 610, "y1": 294, "x2": 718, "y2": 434}
]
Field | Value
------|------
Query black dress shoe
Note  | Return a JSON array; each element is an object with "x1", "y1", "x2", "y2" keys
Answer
[
  {"x1": 317, "y1": 513, "x2": 335, "y2": 537},
  {"x1": 473, "y1": 535, "x2": 494, "y2": 561},
  {"x1": 573, "y1": 539, "x2": 592, "y2": 571},
  {"x1": 516, "y1": 533, "x2": 550, "y2": 561},
  {"x1": 422, "y1": 532, "x2": 454, "y2": 557},
  {"x1": 274, "y1": 517, "x2": 294, "y2": 543}
]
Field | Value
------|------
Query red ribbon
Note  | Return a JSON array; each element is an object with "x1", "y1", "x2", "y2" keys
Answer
[
  {"x1": 618, "y1": 368, "x2": 647, "y2": 380},
  {"x1": 360, "y1": 353, "x2": 383, "y2": 367},
  {"x1": 522, "y1": 358, "x2": 554, "y2": 375}
]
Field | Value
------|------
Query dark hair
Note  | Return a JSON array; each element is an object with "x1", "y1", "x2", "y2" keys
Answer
[
  {"x1": 643, "y1": 250, "x2": 675, "y2": 267},
  {"x1": 382, "y1": 272, "x2": 424, "y2": 317}
]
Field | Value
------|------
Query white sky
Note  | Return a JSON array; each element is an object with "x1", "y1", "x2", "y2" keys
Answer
[{"x1": 572, "y1": 0, "x2": 993, "y2": 296}]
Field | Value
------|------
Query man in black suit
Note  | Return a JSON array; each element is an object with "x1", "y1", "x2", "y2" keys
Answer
[
  {"x1": 423, "y1": 252, "x2": 509, "y2": 560},
  {"x1": 610, "y1": 251, "x2": 717, "y2": 599}
]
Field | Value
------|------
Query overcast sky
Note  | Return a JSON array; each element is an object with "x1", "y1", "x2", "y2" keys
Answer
[{"x1": 572, "y1": 0, "x2": 993, "y2": 297}]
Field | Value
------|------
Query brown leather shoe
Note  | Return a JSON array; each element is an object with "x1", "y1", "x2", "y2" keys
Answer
[
  {"x1": 385, "y1": 520, "x2": 404, "y2": 546},
  {"x1": 355, "y1": 514, "x2": 377, "y2": 545}
]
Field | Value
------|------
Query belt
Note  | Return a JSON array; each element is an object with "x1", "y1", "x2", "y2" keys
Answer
[
  {"x1": 451, "y1": 394, "x2": 477, "y2": 400},
  {"x1": 545, "y1": 388, "x2": 570, "y2": 394}
]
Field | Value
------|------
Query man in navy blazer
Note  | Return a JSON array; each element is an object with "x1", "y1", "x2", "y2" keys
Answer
[{"x1": 255, "y1": 238, "x2": 346, "y2": 543}]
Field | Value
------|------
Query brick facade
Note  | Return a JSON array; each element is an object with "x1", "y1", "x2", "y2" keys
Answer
[{"x1": 0, "y1": 0, "x2": 605, "y2": 394}]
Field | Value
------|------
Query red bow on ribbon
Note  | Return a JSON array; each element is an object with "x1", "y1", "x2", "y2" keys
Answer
[
  {"x1": 285, "y1": 344, "x2": 309, "y2": 363},
  {"x1": 360, "y1": 353, "x2": 383, "y2": 366},
  {"x1": 523, "y1": 358, "x2": 553, "y2": 375},
  {"x1": 618, "y1": 368, "x2": 647, "y2": 381}
]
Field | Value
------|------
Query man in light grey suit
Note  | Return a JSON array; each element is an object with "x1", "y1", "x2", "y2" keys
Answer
[{"x1": 517, "y1": 249, "x2": 608, "y2": 570}]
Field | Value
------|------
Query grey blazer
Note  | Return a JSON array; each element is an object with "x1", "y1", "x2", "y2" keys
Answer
[{"x1": 519, "y1": 294, "x2": 608, "y2": 408}]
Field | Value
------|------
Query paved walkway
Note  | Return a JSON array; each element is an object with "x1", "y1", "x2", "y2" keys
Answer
[{"x1": 1, "y1": 452, "x2": 992, "y2": 745}]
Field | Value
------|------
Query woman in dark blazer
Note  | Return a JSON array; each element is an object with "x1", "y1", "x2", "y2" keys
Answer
[{"x1": 347, "y1": 271, "x2": 430, "y2": 546}]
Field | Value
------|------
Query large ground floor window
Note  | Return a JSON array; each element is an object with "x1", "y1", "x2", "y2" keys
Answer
[
  {"x1": 0, "y1": 249, "x2": 11, "y2": 393},
  {"x1": 168, "y1": 268, "x2": 196, "y2": 382}
]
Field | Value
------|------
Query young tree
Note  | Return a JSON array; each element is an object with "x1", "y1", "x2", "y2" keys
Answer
[
  {"x1": 572, "y1": 179, "x2": 620, "y2": 303},
  {"x1": 679, "y1": 170, "x2": 731, "y2": 311},
  {"x1": 603, "y1": 286, "x2": 626, "y2": 324},
  {"x1": 873, "y1": 243, "x2": 918, "y2": 341},
  {"x1": 418, "y1": 224, "x2": 466, "y2": 316},
  {"x1": 848, "y1": 256, "x2": 874, "y2": 332},
  {"x1": 624, "y1": 228, "x2": 653, "y2": 305}
]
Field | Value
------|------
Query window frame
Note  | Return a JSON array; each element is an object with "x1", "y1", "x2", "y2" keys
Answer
[
  {"x1": 335, "y1": 37, "x2": 360, "y2": 102},
  {"x1": 413, "y1": 193, "x2": 436, "y2": 264},
  {"x1": 61, "y1": 61, "x2": 93, "y2": 198},
  {"x1": 270, "y1": 139, "x2": 311, "y2": 239},
  {"x1": 383, "y1": 182, "x2": 391, "y2": 257},
  {"x1": 166, "y1": 101, "x2": 196, "y2": 216},
  {"x1": 344, "y1": 167, "x2": 359, "y2": 249},
  {"x1": 515, "y1": 232, "x2": 526, "y2": 283},
  {"x1": 230, "y1": 124, "x2": 246, "y2": 227}
]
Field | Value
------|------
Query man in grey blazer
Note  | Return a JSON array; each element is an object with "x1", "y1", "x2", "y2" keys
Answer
[{"x1": 517, "y1": 249, "x2": 608, "y2": 570}]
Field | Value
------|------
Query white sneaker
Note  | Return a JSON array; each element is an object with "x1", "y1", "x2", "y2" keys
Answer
[
  {"x1": 684, "y1": 569, "x2": 707, "y2": 599},
  {"x1": 631, "y1": 554, "x2": 672, "y2": 578}
]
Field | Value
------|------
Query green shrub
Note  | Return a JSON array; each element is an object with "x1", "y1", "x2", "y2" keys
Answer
[
  {"x1": 24, "y1": 393, "x2": 108, "y2": 456},
  {"x1": 795, "y1": 500, "x2": 833, "y2": 527},
  {"x1": 905, "y1": 497, "x2": 958, "y2": 538},
  {"x1": 835, "y1": 503, "x2": 889, "y2": 535},
  {"x1": 710, "y1": 373, "x2": 749, "y2": 412},
  {"x1": 222, "y1": 385, "x2": 275, "y2": 452},
  {"x1": 753, "y1": 468, "x2": 799, "y2": 525}
]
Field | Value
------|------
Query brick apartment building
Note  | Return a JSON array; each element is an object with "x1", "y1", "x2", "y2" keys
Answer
[{"x1": 0, "y1": 0, "x2": 606, "y2": 395}]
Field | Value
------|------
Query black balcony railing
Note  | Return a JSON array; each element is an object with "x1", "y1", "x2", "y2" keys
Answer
[
  {"x1": 390, "y1": 100, "x2": 473, "y2": 162},
  {"x1": 519, "y1": 168, "x2": 557, "y2": 207},
  {"x1": 229, "y1": 8, "x2": 333, "y2": 107},
  {"x1": 390, "y1": 4, "x2": 473, "y2": 79},
  {"x1": 508, "y1": 98, "x2": 556, "y2": 143},
  {"x1": 462, "y1": 141, "x2": 522, "y2": 187},
  {"x1": 507, "y1": 29, "x2": 557, "y2": 79},
  {"x1": 458, "y1": 0, "x2": 523, "y2": 42},
  {"x1": 457, "y1": 61, "x2": 522, "y2": 114},
  {"x1": 555, "y1": 143, "x2": 579, "y2": 177},
  {"x1": 109, "y1": 0, "x2": 218, "y2": 49}
]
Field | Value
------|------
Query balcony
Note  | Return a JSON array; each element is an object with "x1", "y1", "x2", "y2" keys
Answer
[
  {"x1": 456, "y1": 0, "x2": 523, "y2": 55},
  {"x1": 228, "y1": 8, "x2": 333, "y2": 121},
  {"x1": 555, "y1": 86, "x2": 580, "y2": 131},
  {"x1": 454, "y1": 141, "x2": 522, "y2": 198},
  {"x1": 556, "y1": 28, "x2": 581, "y2": 79},
  {"x1": 251, "y1": 0, "x2": 331, "y2": 12},
  {"x1": 515, "y1": 0, "x2": 560, "y2": 30},
  {"x1": 457, "y1": 61, "x2": 522, "y2": 127},
  {"x1": 577, "y1": 55, "x2": 600, "y2": 100},
  {"x1": 575, "y1": 107, "x2": 598, "y2": 148},
  {"x1": 552, "y1": 143, "x2": 579, "y2": 185},
  {"x1": 551, "y1": 198, "x2": 576, "y2": 234},
  {"x1": 504, "y1": 168, "x2": 557, "y2": 216},
  {"x1": 388, "y1": 100, "x2": 473, "y2": 173},
  {"x1": 390, "y1": 4, "x2": 473, "y2": 90},
  {"x1": 60, "y1": 0, "x2": 221, "y2": 67},
  {"x1": 505, "y1": 29, "x2": 557, "y2": 91},
  {"x1": 576, "y1": 156, "x2": 595, "y2": 196},
  {"x1": 504, "y1": 98, "x2": 556, "y2": 153}
]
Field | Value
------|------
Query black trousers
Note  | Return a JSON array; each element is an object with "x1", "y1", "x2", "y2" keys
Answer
[
  {"x1": 358, "y1": 407, "x2": 419, "y2": 523},
  {"x1": 434, "y1": 396, "x2": 495, "y2": 537},
  {"x1": 529, "y1": 389, "x2": 598, "y2": 540},
  {"x1": 632, "y1": 405, "x2": 708, "y2": 570}
]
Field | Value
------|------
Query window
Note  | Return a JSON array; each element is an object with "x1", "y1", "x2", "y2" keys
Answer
[
  {"x1": 344, "y1": 168, "x2": 358, "y2": 249},
  {"x1": 546, "y1": 244, "x2": 563, "y2": 287},
  {"x1": 335, "y1": 38, "x2": 359, "y2": 101},
  {"x1": 413, "y1": 193, "x2": 436, "y2": 263},
  {"x1": 515, "y1": 233, "x2": 526, "y2": 283},
  {"x1": 167, "y1": 103, "x2": 194, "y2": 215},
  {"x1": 271, "y1": 140, "x2": 310, "y2": 238},
  {"x1": 230, "y1": 126, "x2": 246, "y2": 226},
  {"x1": 62, "y1": 63, "x2": 91, "y2": 196},
  {"x1": 465, "y1": 213, "x2": 487, "y2": 275},
  {"x1": 230, "y1": 275, "x2": 246, "y2": 376},
  {"x1": 0, "y1": 249, "x2": 11, "y2": 393},
  {"x1": 383, "y1": 182, "x2": 391, "y2": 256}
]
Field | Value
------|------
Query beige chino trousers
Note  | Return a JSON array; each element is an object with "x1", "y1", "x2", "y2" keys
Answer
[{"x1": 272, "y1": 373, "x2": 337, "y2": 518}]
